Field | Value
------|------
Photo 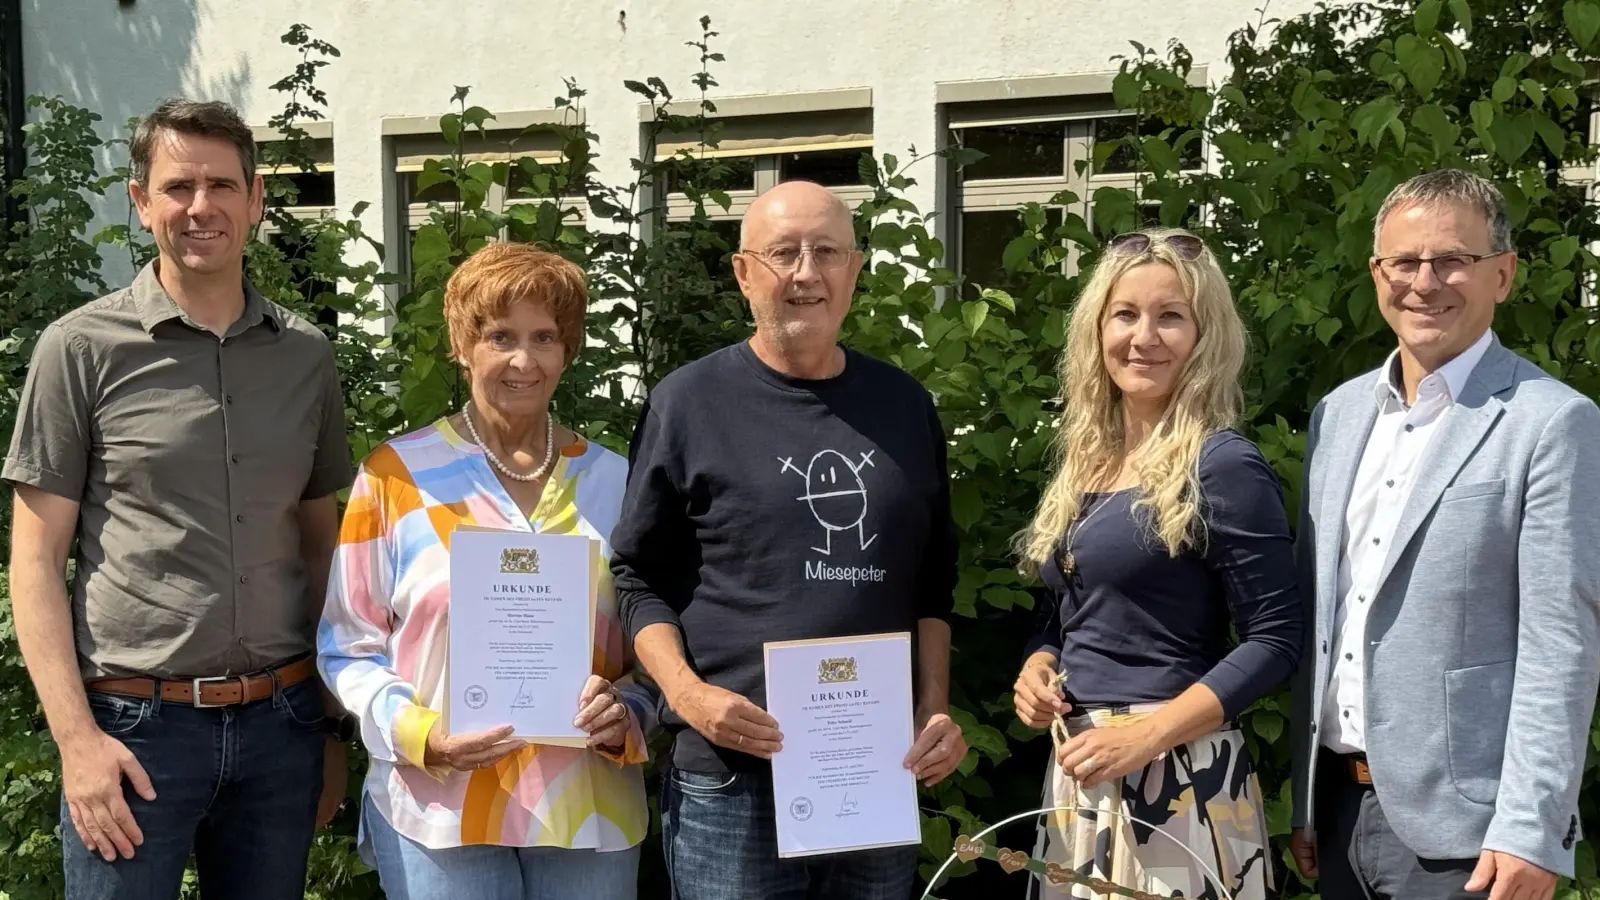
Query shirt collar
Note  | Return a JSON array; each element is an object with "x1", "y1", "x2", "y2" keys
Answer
[
  {"x1": 1371, "y1": 329, "x2": 1495, "y2": 407},
  {"x1": 133, "y1": 260, "x2": 281, "y2": 335}
]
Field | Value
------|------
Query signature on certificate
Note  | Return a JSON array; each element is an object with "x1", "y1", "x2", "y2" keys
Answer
[{"x1": 511, "y1": 679, "x2": 539, "y2": 709}]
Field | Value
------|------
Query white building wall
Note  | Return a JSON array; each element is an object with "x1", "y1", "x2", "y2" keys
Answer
[{"x1": 22, "y1": 0, "x2": 1318, "y2": 285}]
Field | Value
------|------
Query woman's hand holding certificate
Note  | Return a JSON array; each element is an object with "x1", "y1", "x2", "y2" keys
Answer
[
  {"x1": 573, "y1": 675, "x2": 632, "y2": 752},
  {"x1": 446, "y1": 529, "x2": 597, "y2": 745},
  {"x1": 424, "y1": 723, "x2": 526, "y2": 772},
  {"x1": 426, "y1": 674, "x2": 632, "y2": 768}
]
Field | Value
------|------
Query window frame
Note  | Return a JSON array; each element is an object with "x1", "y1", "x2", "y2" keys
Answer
[
  {"x1": 948, "y1": 99, "x2": 1207, "y2": 291},
  {"x1": 645, "y1": 91, "x2": 877, "y2": 227}
]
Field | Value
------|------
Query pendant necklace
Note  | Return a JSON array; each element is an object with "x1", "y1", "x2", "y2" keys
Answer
[{"x1": 1060, "y1": 494, "x2": 1114, "y2": 577}]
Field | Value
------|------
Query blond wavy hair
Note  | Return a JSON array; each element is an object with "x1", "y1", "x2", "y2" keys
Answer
[{"x1": 1016, "y1": 228, "x2": 1246, "y2": 574}]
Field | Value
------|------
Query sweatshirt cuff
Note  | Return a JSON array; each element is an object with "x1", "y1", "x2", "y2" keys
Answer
[
  {"x1": 1197, "y1": 664, "x2": 1251, "y2": 722},
  {"x1": 392, "y1": 704, "x2": 451, "y2": 781},
  {"x1": 1022, "y1": 636, "x2": 1060, "y2": 665}
]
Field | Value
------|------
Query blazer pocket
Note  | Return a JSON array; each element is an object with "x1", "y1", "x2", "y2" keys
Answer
[
  {"x1": 1444, "y1": 660, "x2": 1514, "y2": 804},
  {"x1": 1439, "y1": 479, "x2": 1505, "y2": 504}
]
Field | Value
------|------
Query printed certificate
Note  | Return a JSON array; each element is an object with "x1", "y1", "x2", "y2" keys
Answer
[
  {"x1": 764, "y1": 632, "x2": 921, "y2": 857},
  {"x1": 445, "y1": 527, "x2": 596, "y2": 747}
]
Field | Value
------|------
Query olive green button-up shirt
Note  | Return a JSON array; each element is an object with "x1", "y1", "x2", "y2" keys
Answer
[{"x1": 3, "y1": 262, "x2": 353, "y2": 680}]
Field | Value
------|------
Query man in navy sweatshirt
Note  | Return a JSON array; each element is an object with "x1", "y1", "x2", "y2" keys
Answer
[{"x1": 613, "y1": 180, "x2": 964, "y2": 899}]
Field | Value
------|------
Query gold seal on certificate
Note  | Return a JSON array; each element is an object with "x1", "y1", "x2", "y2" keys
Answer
[
  {"x1": 445, "y1": 527, "x2": 597, "y2": 747},
  {"x1": 763, "y1": 632, "x2": 921, "y2": 858}
]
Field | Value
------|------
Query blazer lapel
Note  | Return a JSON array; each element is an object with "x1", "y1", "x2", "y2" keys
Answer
[
  {"x1": 1373, "y1": 344, "x2": 1515, "y2": 593},
  {"x1": 1316, "y1": 389, "x2": 1379, "y2": 635}
]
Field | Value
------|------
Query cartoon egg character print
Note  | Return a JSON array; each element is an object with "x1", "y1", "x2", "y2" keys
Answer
[{"x1": 778, "y1": 449, "x2": 878, "y2": 555}]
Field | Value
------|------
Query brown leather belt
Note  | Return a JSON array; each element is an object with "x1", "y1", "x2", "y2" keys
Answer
[{"x1": 86, "y1": 656, "x2": 318, "y2": 708}]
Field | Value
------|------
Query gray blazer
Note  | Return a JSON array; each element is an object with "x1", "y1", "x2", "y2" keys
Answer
[{"x1": 1290, "y1": 335, "x2": 1600, "y2": 876}]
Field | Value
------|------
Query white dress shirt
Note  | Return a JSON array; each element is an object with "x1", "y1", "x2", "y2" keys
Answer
[{"x1": 1320, "y1": 330, "x2": 1494, "y2": 754}]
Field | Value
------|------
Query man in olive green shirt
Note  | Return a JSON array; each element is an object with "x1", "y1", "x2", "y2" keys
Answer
[{"x1": 4, "y1": 99, "x2": 353, "y2": 900}]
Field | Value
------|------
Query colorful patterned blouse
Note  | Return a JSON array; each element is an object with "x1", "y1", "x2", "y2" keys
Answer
[{"x1": 316, "y1": 418, "x2": 652, "y2": 859}]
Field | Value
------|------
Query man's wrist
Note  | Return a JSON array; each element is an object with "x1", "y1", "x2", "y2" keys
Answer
[
  {"x1": 50, "y1": 706, "x2": 103, "y2": 751},
  {"x1": 660, "y1": 671, "x2": 704, "y2": 709},
  {"x1": 53, "y1": 723, "x2": 101, "y2": 752},
  {"x1": 914, "y1": 698, "x2": 949, "y2": 724}
]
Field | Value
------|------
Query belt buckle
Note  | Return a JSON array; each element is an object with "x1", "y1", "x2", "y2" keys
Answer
[
  {"x1": 1350, "y1": 757, "x2": 1372, "y2": 784},
  {"x1": 191, "y1": 675, "x2": 236, "y2": 708}
]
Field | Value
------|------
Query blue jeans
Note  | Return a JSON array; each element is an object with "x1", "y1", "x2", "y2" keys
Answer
[
  {"x1": 660, "y1": 766, "x2": 918, "y2": 900},
  {"x1": 61, "y1": 676, "x2": 326, "y2": 900},
  {"x1": 363, "y1": 794, "x2": 640, "y2": 900}
]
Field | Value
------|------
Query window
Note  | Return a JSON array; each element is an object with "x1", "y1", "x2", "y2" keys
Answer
[
  {"x1": 948, "y1": 96, "x2": 1204, "y2": 297},
  {"x1": 274, "y1": 171, "x2": 336, "y2": 207},
  {"x1": 779, "y1": 148, "x2": 866, "y2": 187},
  {"x1": 1093, "y1": 117, "x2": 1205, "y2": 175},
  {"x1": 257, "y1": 136, "x2": 337, "y2": 225},
  {"x1": 663, "y1": 156, "x2": 757, "y2": 196},
  {"x1": 655, "y1": 107, "x2": 875, "y2": 224},
  {"x1": 402, "y1": 171, "x2": 459, "y2": 205},
  {"x1": 959, "y1": 122, "x2": 1066, "y2": 180},
  {"x1": 266, "y1": 231, "x2": 339, "y2": 329},
  {"x1": 255, "y1": 136, "x2": 339, "y2": 330},
  {"x1": 386, "y1": 111, "x2": 588, "y2": 282},
  {"x1": 392, "y1": 124, "x2": 587, "y2": 228},
  {"x1": 960, "y1": 208, "x2": 1065, "y2": 301},
  {"x1": 651, "y1": 102, "x2": 875, "y2": 302}
]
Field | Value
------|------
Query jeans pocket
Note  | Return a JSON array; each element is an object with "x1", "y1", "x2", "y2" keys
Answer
[
  {"x1": 669, "y1": 768, "x2": 741, "y2": 796},
  {"x1": 87, "y1": 694, "x2": 149, "y2": 737},
  {"x1": 276, "y1": 679, "x2": 327, "y2": 732}
]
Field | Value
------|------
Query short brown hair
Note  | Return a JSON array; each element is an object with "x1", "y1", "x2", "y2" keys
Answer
[
  {"x1": 130, "y1": 99, "x2": 257, "y2": 188},
  {"x1": 444, "y1": 242, "x2": 588, "y2": 364},
  {"x1": 1374, "y1": 168, "x2": 1512, "y2": 255}
]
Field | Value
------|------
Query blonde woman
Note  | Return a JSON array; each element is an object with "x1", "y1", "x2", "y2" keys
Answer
[{"x1": 1011, "y1": 229, "x2": 1302, "y2": 899}]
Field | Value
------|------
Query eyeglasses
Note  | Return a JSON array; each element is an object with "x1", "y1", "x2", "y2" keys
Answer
[
  {"x1": 1107, "y1": 232, "x2": 1206, "y2": 260},
  {"x1": 1373, "y1": 251, "x2": 1510, "y2": 285},
  {"x1": 739, "y1": 244, "x2": 856, "y2": 273}
]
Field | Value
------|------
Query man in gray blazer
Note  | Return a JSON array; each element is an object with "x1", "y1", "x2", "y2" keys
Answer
[{"x1": 1288, "y1": 168, "x2": 1600, "y2": 900}]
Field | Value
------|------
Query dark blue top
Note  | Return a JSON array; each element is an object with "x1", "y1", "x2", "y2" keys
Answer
[
  {"x1": 613, "y1": 341, "x2": 957, "y2": 773},
  {"x1": 1023, "y1": 429, "x2": 1303, "y2": 721}
]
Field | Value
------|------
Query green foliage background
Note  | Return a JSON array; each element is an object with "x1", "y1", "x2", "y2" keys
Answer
[{"x1": 2, "y1": 2, "x2": 1599, "y2": 898}]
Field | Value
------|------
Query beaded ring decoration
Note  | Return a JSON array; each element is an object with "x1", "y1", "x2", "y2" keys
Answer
[
  {"x1": 938, "y1": 833, "x2": 1178, "y2": 900},
  {"x1": 919, "y1": 670, "x2": 1230, "y2": 900}
]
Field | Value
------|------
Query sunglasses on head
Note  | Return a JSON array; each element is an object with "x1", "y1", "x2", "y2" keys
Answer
[{"x1": 1107, "y1": 232, "x2": 1206, "y2": 260}]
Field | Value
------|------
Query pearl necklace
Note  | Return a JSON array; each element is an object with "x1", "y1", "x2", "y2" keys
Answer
[{"x1": 461, "y1": 402, "x2": 556, "y2": 482}]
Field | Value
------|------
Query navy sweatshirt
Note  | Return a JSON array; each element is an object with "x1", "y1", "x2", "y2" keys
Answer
[
  {"x1": 1023, "y1": 430, "x2": 1303, "y2": 721},
  {"x1": 612, "y1": 341, "x2": 957, "y2": 773}
]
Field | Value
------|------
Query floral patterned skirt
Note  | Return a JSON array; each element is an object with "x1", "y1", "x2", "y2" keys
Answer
[{"x1": 1026, "y1": 704, "x2": 1274, "y2": 900}]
